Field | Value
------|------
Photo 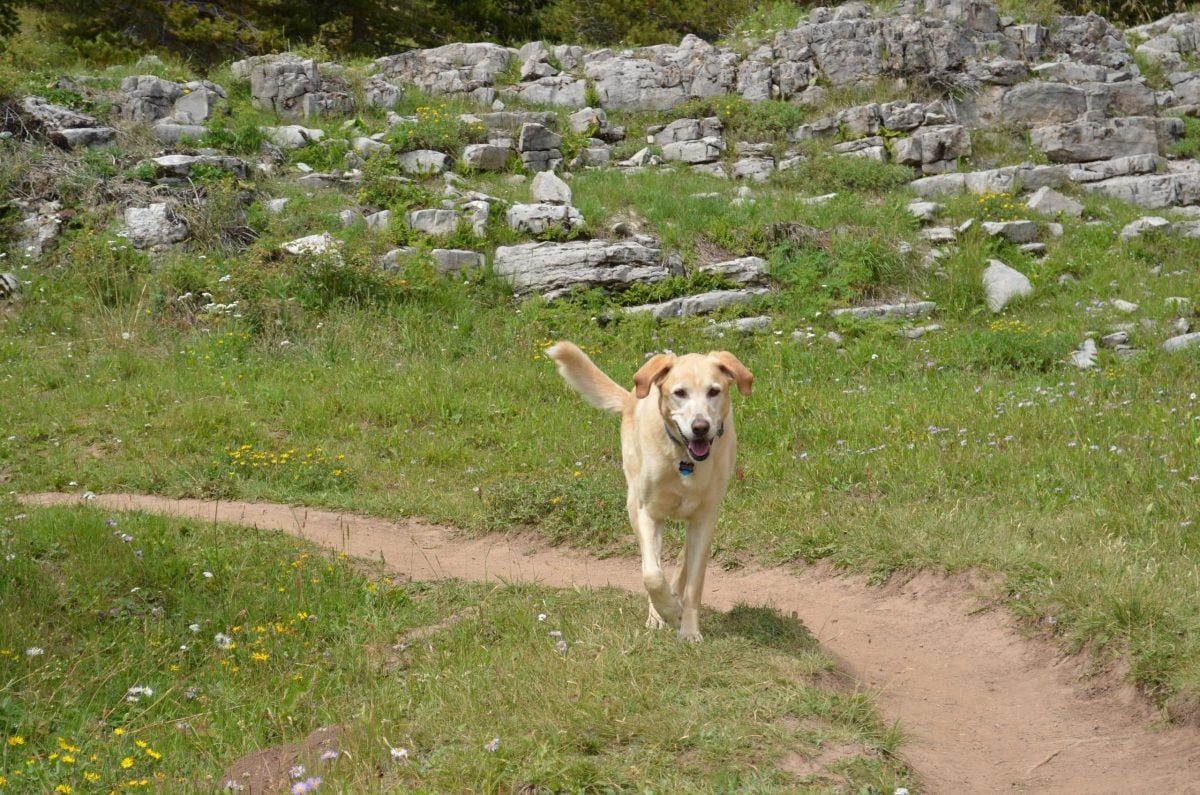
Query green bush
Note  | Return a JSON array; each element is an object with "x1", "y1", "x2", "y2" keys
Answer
[{"x1": 539, "y1": 0, "x2": 755, "y2": 46}]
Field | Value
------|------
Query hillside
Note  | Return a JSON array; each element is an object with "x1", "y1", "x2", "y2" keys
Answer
[{"x1": 2, "y1": 0, "x2": 1200, "y2": 790}]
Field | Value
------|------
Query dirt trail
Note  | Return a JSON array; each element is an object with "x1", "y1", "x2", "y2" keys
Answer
[{"x1": 24, "y1": 493, "x2": 1200, "y2": 793}]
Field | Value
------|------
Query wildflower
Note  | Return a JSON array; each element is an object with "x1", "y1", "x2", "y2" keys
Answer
[
  {"x1": 319, "y1": 750, "x2": 338, "y2": 762},
  {"x1": 555, "y1": 639, "x2": 568, "y2": 653},
  {"x1": 146, "y1": 748, "x2": 161, "y2": 760},
  {"x1": 135, "y1": 740, "x2": 148, "y2": 749},
  {"x1": 224, "y1": 781, "x2": 245, "y2": 791},
  {"x1": 288, "y1": 765, "x2": 306, "y2": 780},
  {"x1": 203, "y1": 571, "x2": 214, "y2": 579},
  {"x1": 84, "y1": 772, "x2": 101, "y2": 782},
  {"x1": 121, "y1": 757, "x2": 135, "y2": 769},
  {"x1": 251, "y1": 652, "x2": 270, "y2": 662},
  {"x1": 389, "y1": 746, "x2": 409, "y2": 761},
  {"x1": 54, "y1": 785, "x2": 72, "y2": 794},
  {"x1": 292, "y1": 778, "x2": 322, "y2": 795},
  {"x1": 537, "y1": 613, "x2": 547, "y2": 622},
  {"x1": 215, "y1": 633, "x2": 234, "y2": 650},
  {"x1": 485, "y1": 737, "x2": 500, "y2": 753},
  {"x1": 26, "y1": 647, "x2": 44, "y2": 657},
  {"x1": 7, "y1": 735, "x2": 24, "y2": 746}
]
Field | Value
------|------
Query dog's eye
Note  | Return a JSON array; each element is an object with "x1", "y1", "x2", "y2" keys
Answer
[
  {"x1": 672, "y1": 387, "x2": 688, "y2": 398},
  {"x1": 707, "y1": 386, "x2": 721, "y2": 398}
]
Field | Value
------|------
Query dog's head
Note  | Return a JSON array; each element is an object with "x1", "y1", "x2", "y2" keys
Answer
[{"x1": 633, "y1": 351, "x2": 753, "y2": 461}]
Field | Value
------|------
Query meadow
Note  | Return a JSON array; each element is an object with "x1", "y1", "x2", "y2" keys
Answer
[{"x1": 1, "y1": 11, "x2": 1199, "y2": 791}]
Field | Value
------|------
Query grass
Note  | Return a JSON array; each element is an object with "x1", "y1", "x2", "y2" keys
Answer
[
  {"x1": 0, "y1": 503, "x2": 909, "y2": 793},
  {"x1": 1, "y1": 8, "x2": 1200, "y2": 753}
]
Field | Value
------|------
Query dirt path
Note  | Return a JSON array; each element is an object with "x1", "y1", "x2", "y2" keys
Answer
[{"x1": 23, "y1": 493, "x2": 1200, "y2": 793}]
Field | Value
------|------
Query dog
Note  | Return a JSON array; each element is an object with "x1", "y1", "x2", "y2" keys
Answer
[{"x1": 545, "y1": 341, "x2": 753, "y2": 641}]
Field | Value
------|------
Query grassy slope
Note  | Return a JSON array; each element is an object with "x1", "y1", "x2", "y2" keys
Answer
[
  {"x1": 0, "y1": 503, "x2": 907, "y2": 793},
  {"x1": 1, "y1": 18, "x2": 1199, "y2": 720}
]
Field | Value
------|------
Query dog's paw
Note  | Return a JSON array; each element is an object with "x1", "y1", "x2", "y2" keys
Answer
[
  {"x1": 646, "y1": 613, "x2": 668, "y2": 630},
  {"x1": 678, "y1": 628, "x2": 704, "y2": 643}
]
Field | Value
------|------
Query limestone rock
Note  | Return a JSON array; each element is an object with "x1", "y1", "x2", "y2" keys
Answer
[
  {"x1": 982, "y1": 259, "x2": 1033, "y2": 312},
  {"x1": 122, "y1": 204, "x2": 188, "y2": 249},
  {"x1": 493, "y1": 240, "x2": 666, "y2": 299}
]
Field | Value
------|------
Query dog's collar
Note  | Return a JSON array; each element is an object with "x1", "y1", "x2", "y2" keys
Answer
[{"x1": 664, "y1": 421, "x2": 724, "y2": 476}]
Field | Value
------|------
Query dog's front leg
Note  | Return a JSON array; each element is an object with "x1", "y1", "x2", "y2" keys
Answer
[
  {"x1": 633, "y1": 503, "x2": 681, "y2": 630},
  {"x1": 678, "y1": 513, "x2": 718, "y2": 642}
]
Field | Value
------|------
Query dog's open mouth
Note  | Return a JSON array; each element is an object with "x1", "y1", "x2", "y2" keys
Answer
[{"x1": 687, "y1": 438, "x2": 712, "y2": 461}]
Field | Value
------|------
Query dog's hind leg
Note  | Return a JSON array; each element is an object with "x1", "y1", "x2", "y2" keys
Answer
[
  {"x1": 677, "y1": 514, "x2": 718, "y2": 642},
  {"x1": 633, "y1": 503, "x2": 681, "y2": 630}
]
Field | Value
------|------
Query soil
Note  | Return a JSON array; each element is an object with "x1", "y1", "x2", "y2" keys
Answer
[{"x1": 23, "y1": 492, "x2": 1200, "y2": 794}]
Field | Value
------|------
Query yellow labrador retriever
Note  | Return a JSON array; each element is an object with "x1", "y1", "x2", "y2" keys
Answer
[{"x1": 545, "y1": 341, "x2": 753, "y2": 641}]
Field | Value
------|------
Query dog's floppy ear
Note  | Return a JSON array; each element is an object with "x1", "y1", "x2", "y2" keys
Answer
[
  {"x1": 712, "y1": 351, "x2": 754, "y2": 396},
  {"x1": 632, "y1": 353, "x2": 675, "y2": 399}
]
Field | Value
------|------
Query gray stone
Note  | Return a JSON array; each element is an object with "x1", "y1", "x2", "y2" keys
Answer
[
  {"x1": 880, "y1": 101, "x2": 927, "y2": 131},
  {"x1": 625, "y1": 288, "x2": 772, "y2": 319},
  {"x1": 118, "y1": 75, "x2": 183, "y2": 122},
  {"x1": 1163, "y1": 332, "x2": 1200, "y2": 352},
  {"x1": 506, "y1": 203, "x2": 584, "y2": 235},
  {"x1": 531, "y1": 170, "x2": 572, "y2": 204},
  {"x1": 698, "y1": 256, "x2": 768, "y2": 285},
  {"x1": 122, "y1": 204, "x2": 188, "y2": 249},
  {"x1": 172, "y1": 88, "x2": 220, "y2": 124},
  {"x1": 1068, "y1": 338, "x2": 1098, "y2": 369},
  {"x1": 261, "y1": 125, "x2": 325, "y2": 149},
  {"x1": 363, "y1": 75, "x2": 404, "y2": 109},
  {"x1": 732, "y1": 157, "x2": 775, "y2": 182},
  {"x1": 151, "y1": 123, "x2": 208, "y2": 145},
  {"x1": 1000, "y1": 82, "x2": 1087, "y2": 125},
  {"x1": 1030, "y1": 117, "x2": 1162, "y2": 163},
  {"x1": 1030, "y1": 61, "x2": 1108, "y2": 82},
  {"x1": 50, "y1": 127, "x2": 116, "y2": 148},
  {"x1": 398, "y1": 149, "x2": 450, "y2": 175},
  {"x1": 462, "y1": 144, "x2": 513, "y2": 171},
  {"x1": 898, "y1": 324, "x2": 944, "y2": 339},
  {"x1": 281, "y1": 233, "x2": 339, "y2": 255},
  {"x1": 1101, "y1": 330, "x2": 1129, "y2": 347},
  {"x1": 149, "y1": 154, "x2": 249, "y2": 181},
  {"x1": 365, "y1": 210, "x2": 392, "y2": 232},
  {"x1": 352, "y1": 137, "x2": 389, "y2": 157},
  {"x1": 406, "y1": 208, "x2": 461, "y2": 236},
  {"x1": 708, "y1": 316, "x2": 773, "y2": 334},
  {"x1": 431, "y1": 248, "x2": 485, "y2": 273},
  {"x1": 1120, "y1": 216, "x2": 1172, "y2": 240},
  {"x1": 831, "y1": 301, "x2": 937, "y2": 320},
  {"x1": 493, "y1": 240, "x2": 667, "y2": 299},
  {"x1": 908, "y1": 200, "x2": 944, "y2": 222},
  {"x1": 1025, "y1": 186, "x2": 1084, "y2": 217},
  {"x1": 982, "y1": 220, "x2": 1038, "y2": 243},
  {"x1": 518, "y1": 123, "x2": 562, "y2": 152},
  {"x1": 982, "y1": 259, "x2": 1033, "y2": 312},
  {"x1": 662, "y1": 137, "x2": 725, "y2": 164},
  {"x1": 1111, "y1": 298, "x2": 1140, "y2": 313},
  {"x1": 250, "y1": 57, "x2": 321, "y2": 117},
  {"x1": 520, "y1": 149, "x2": 564, "y2": 173},
  {"x1": 265, "y1": 198, "x2": 289, "y2": 214}
]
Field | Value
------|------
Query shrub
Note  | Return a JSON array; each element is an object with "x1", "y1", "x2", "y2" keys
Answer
[{"x1": 538, "y1": 0, "x2": 755, "y2": 46}]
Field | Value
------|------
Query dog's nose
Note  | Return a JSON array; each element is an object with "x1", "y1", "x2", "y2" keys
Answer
[{"x1": 691, "y1": 419, "x2": 710, "y2": 438}]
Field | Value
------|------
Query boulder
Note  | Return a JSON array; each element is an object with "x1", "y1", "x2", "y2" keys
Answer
[
  {"x1": 493, "y1": 240, "x2": 667, "y2": 299},
  {"x1": 982, "y1": 259, "x2": 1033, "y2": 312},
  {"x1": 431, "y1": 249, "x2": 485, "y2": 273},
  {"x1": 1025, "y1": 186, "x2": 1084, "y2": 217},
  {"x1": 531, "y1": 171, "x2": 572, "y2": 204},
  {"x1": 462, "y1": 143, "x2": 513, "y2": 171},
  {"x1": 406, "y1": 209, "x2": 461, "y2": 236},
  {"x1": 506, "y1": 203, "x2": 585, "y2": 235},
  {"x1": 122, "y1": 204, "x2": 188, "y2": 249},
  {"x1": 1030, "y1": 117, "x2": 1163, "y2": 163},
  {"x1": 397, "y1": 150, "x2": 450, "y2": 175},
  {"x1": 250, "y1": 57, "x2": 321, "y2": 117},
  {"x1": 624, "y1": 288, "x2": 772, "y2": 318},
  {"x1": 698, "y1": 256, "x2": 768, "y2": 285}
]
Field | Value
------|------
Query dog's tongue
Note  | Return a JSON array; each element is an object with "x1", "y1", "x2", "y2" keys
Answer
[{"x1": 688, "y1": 439, "x2": 711, "y2": 459}]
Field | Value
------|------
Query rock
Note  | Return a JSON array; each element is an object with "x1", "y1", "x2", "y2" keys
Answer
[
  {"x1": 362, "y1": 75, "x2": 404, "y2": 109},
  {"x1": 800, "y1": 193, "x2": 838, "y2": 205},
  {"x1": 121, "y1": 204, "x2": 188, "y2": 249},
  {"x1": 365, "y1": 210, "x2": 392, "y2": 232},
  {"x1": 707, "y1": 315, "x2": 773, "y2": 334},
  {"x1": 1163, "y1": 332, "x2": 1200, "y2": 351},
  {"x1": 1019, "y1": 242, "x2": 1047, "y2": 256},
  {"x1": 517, "y1": 123, "x2": 562, "y2": 152},
  {"x1": 352, "y1": 137, "x2": 390, "y2": 157},
  {"x1": 50, "y1": 128, "x2": 116, "y2": 148},
  {"x1": 406, "y1": 209, "x2": 461, "y2": 236},
  {"x1": 118, "y1": 75, "x2": 183, "y2": 122},
  {"x1": 379, "y1": 247, "x2": 417, "y2": 271},
  {"x1": 833, "y1": 137, "x2": 886, "y2": 162},
  {"x1": 893, "y1": 125, "x2": 972, "y2": 172},
  {"x1": 397, "y1": 149, "x2": 450, "y2": 175},
  {"x1": 661, "y1": 137, "x2": 725, "y2": 164},
  {"x1": 1120, "y1": 216, "x2": 1171, "y2": 240},
  {"x1": 908, "y1": 201, "x2": 944, "y2": 222},
  {"x1": 1025, "y1": 186, "x2": 1084, "y2": 217},
  {"x1": 1101, "y1": 330, "x2": 1129, "y2": 347},
  {"x1": 261, "y1": 125, "x2": 325, "y2": 149},
  {"x1": 1111, "y1": 298, "x2": 1139, "y2": 313},
  {"x1": 149, "y1": 154, "x2": 249, "y2": 181},
  {"x1": 250, "y1": 57, "x2": 321, "y2": 117},
  {"x1": 520, "y1": 149, "x2": 564, "y2": 173},
  {"x1": 576, "y1": 146, "x2": 612, "y2": 168},
  {"x1": 375, "y1": 43, "x2": 513, "y2": 99},
  {"x1": 732, "y1": 157, "x2": 775, "y2": 182},
  {"x1": 1030, "y1": 117, "x2": 1162, "y2": 163},
  {"x1": 982, "y1": 220, "x2": 1038, "y2": 243},
  {"x1": 1000, "y1": 82, "x2": 1088, "y2": 125},
  {"x1": 921, "y1": 227, "x2": 957, "y2": 244},
  {"x1": 1068, "y1": 338, "x2": 1098, "y2": 369},
  {"x1": 339, "y1": 209, "x2": 361, "y2": 228},
  {"x1": 625, "y1": 288, "x2": 772, "y2": 319},
  {"x1": 653, "y1": 118, "x2": 722, "y2": 146},
  {"x1": 281, "y1": 233, "x2": 339, "y2": 255},
  {"x1": 698, "y1": 256, "x2": 768, "y2": 285},
  {"x1": 264, "y1": 198, "x2": 289, "y2": 214},
  {"x1": 898, "y1": 324, "x2": 944, "y2": 339},
  {"x1": 493, "y1": 240, "x2": 667, "y2": 299},
  {"x1": 172, "y1": 87, "x2": 222, "y2": 124},
  {"x1": 982, "y1": 259, "x2": 1032, "y2": 312},
  {"x1": 506, "y1": 203, "x2": 585, "y2": 235},
  {"x1": 831, "y1": 301, "x2": 937, "y2": 320},
  {"x1": 461, "y1": 143, "x2": 513, "y2": 171},
  {"x1": 151, "y1": 123, "x2": 208, "y2": 145},
  {"x1": 431, "y1": 249, "x2": 485, "y2": 273},
  {"x1": 531, "y1": 171, "x2": 572, "y2": 204}
]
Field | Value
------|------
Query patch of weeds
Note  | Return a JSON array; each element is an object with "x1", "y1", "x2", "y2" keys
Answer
[
  {"x1": 1134, "y1": 50, "x2": 1170, "y2": 91},
  {"x1": 561, "y1": 271, "x2": 739, "y2": 311},
  {"x1": 386, "y1": 103, "x2": 487, "y2": 153},
  {"x1": 970, "y1": 190, "x2": 1035, "y2": 222},
  {"x1": 945, "y1": 318, "x2": 1070, "y2": 372},
  {"x1": 55, "y1": 228, "x2": 152, "y2": 308},
  {"x1": 484, "y1": 472, "x2": 627, "y2": 547},
  {"x1": 356, "y1": 153, "x2": 437, "y2": 212},
  {"x1": 1171, "y1": 116, "x2": 1200, "y2": 159},
  {"x1": 222, "y1": 442, "x2": 353, "y2": 490},
  {"x1": 289, "y1": 138, "x2": 350, "y2": 173},
  {"x1": 201, "y1": 115, "x2": 268, "y2": 156},
  {"x1": 776, "y1": 153, "x2": 915, "y2": 194},
  {"x1": 677, "y1": 95, "x2": 810, "y2": 142}
]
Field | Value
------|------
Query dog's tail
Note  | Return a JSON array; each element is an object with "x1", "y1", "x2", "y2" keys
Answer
[{"x1": 545, "y1": 341, "x2": 632, "y2": 415}]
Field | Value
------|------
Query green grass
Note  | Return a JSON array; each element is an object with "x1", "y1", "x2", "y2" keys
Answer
[{"x1": 0, "y1": 503, "x2": 909, "y2": 793}]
